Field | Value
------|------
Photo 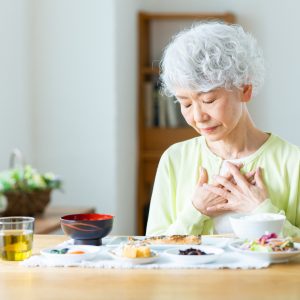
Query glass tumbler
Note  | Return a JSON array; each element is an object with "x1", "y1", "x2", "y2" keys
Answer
[{"x1": 0, "y1": 216, "x2": 35, "y2": 261}]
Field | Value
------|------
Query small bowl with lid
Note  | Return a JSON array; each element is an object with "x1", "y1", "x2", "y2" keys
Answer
[
  {"x1": 229, "y1": 213, "x2": 286, "y2": 240},
  {"x1": 60, "y1": 213, "x2": 114, "y2": 246}
]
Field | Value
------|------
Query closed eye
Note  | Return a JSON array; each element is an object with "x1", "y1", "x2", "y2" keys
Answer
[
  {"x1": 182, "y1": 103, "x2": 192, "y2": 108},
  {"x1": 202, "y1": 99, "x2": 216, "y2": 104}
]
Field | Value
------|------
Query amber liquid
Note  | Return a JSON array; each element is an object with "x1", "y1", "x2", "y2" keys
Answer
[{"x1": 0, "y1": 230, "x2": 33, "y2": 261}]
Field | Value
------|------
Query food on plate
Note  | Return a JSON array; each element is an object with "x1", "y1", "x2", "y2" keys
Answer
[
  {"x1": 122, "y1": 242, "x2": 151, "y2": 258},
  {"x1": 178, "y1": 248, "x2": 211, "y2": 256},
  {"x1": 129, "y1": 235, "x2": 201, "y2": 245},
  {"x1": 240, "y1": 233, "x2": 297, "y2": 253},
  {"x1": 49, "y1": 248, "x2": 86, "y2": 255}
]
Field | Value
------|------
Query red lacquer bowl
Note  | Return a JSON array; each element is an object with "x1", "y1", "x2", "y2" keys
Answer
[{"x1": 60, "y1": 213, "x2": 114, "y2": 246}]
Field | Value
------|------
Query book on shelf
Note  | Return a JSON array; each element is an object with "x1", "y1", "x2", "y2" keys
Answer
[
  {"x1": 144, "y1": 81, "x2": 154, "y2": 127},
  {"x1": 158, "y1": 93, "x2": 167, "y2": 127},
  {"x1": 144, "y1": 81, "x2": 188, "y2": 128}
]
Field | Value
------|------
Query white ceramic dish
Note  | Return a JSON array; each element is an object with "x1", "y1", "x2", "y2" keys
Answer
[
  {"x1": 229, "y1": 213, "x2": 286, "y2": 239},
  {"x1": 201, "y1": 236, "x2": 234, "y2": 248},
  {"x1": 229, "y1": 241, "x2": 300, "y2": 263},
  {"x1": 40, "y1": 245, "x2": 102, "y2": 263},
  {"x1": 105, "y1": 236, "x2": 202, "y2": 250},
  {"x1": 108, "y1": 249, "x2": 159, "y2": 265},
  {"x1": 164, "y1": 245, "x2": 224, "y2": 264}
]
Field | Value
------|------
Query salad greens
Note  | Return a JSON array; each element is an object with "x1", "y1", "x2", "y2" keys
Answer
[{"x1": 240, "y1": 233, "x2": 296, "y2": 252}]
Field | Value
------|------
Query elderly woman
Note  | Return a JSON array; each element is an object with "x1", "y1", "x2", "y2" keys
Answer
[{"x1": 146, "y1": 22, "x2": 300, "y2": 237}]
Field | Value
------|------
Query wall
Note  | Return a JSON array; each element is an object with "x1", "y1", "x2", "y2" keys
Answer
[
  {"x1": 0, "y1": 0, "x2": 33, "y2": 168},
  {"x1": 114, "y1": 0, "x2": 141, "y2": 234},
  {"x1": 31, "y1": 0, "x2": 120, "y2": 229}
]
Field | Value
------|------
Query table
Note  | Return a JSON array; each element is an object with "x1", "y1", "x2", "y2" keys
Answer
[
  {"x1": 35, "y1": 206, "x2": 95, "y2": 234},
  {"x1": 1, "y1": 235, "x2": 300, "y2": 300}
]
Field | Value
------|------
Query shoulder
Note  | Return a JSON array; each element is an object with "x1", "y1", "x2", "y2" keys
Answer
[
  {"x1": 268, "y1": 134, "x2": 300, "y2": 157},
  {"x1": 158, "y1": 135, "x2": 203, "y2": 168},
  {"x1": 265, "y1": 134, "x2": 300, "y2": 170},
  {"x1": 163, "y1": 135, "x2": 203, "y2": 158}
]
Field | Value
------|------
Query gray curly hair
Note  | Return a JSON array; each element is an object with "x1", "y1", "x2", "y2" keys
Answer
[{"x1": 160, "y1": 22, "x2": 265, "y2": 97}]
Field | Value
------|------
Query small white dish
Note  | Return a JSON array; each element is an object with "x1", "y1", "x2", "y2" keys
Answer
[
  {"x1": 164, "y1": 245, "x2": 224, "y2": 264},
  {"x1": 229, "y1": 241, "x2": 300, "y2": 263},
  {"x1": 40, "y1": 245, "x2": 102, "y2": 264},
  {"x1": 108, "y1": 249, "x2": 159, "y2": 265},
  {"x1": 201, "y1": 236, "x2": 234, "y2": 248}
]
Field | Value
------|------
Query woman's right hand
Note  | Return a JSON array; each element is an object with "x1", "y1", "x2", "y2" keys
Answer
[
  {"x1": 191, "y1": 167, "x2": 228, "y2": 217},
  {"x1": 192, "y1": 165, "x2": 256, "y2": 217}
]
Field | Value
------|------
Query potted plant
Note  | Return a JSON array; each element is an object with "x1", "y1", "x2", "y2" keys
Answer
[{"x1": 0, "y1": 149, "x2": 62, "y2": 216}]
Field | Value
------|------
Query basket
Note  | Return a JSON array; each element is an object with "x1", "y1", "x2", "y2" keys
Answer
[
  {"x1": 0, "y1": 149, "x2": 52, "y2": 217},
  {"x1": 2, "y1": 189, "x2": 51, "y2": 217}
]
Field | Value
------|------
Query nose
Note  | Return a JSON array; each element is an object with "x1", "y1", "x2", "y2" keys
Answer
[{"x1": 193, "y1": 102, "x2": 207, "y2": 122}]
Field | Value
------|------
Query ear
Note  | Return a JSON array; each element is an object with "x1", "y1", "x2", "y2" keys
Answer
[{"x1": 241, "y1": 85, "x2": 252, "y2": 103}]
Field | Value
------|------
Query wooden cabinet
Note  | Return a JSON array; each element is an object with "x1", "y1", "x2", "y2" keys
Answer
[{"x1": 136, "y1": 12, "x2": 235, "y2": 235}]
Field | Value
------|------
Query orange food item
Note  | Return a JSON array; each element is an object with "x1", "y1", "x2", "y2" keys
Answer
[
  {"x1": 68, "y1": 250, "x2": 86, "y2": 254},
  {"x1": 122, "y1": 244, "x2": 151, "y2": 258}
]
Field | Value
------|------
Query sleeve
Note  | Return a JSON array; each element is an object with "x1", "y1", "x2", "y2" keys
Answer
[
  {"x1": 253, "y1": 198, "x2": 300, "y2": 237},
  {"x1": 146, "y1": 150, "x2": 211, "y2": 236}
]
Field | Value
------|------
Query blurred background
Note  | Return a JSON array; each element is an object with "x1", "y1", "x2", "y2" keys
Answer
[{"x1": 0, "y1": 0, "x2": 299, "y2": 235}]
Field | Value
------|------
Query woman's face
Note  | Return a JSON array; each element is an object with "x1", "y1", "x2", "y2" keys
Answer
[{"x1": 175, "y1": 87, "x2": 248, "y2": 142}]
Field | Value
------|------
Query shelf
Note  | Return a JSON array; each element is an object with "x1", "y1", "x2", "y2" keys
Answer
[
  {"x1": 139, "y1": 12, "x2": 235, "y2": 22},
  {"x1": 141, "y1": 151, "x2": 163, "y2": 160},
  {"x1": 142, "y1": 127, "x2": 198, "y2": 152},
  {"x1": 141, "y1": 67, "x2": 160, "y2": 75}
]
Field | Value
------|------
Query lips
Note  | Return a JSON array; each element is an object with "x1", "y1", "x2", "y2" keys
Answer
[{"x1": 200, "y1": 125, "x2": 219, "y2": 133}]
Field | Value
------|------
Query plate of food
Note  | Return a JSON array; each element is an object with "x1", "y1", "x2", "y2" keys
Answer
[
  {"x1": 229, "y1": 233, "x2": 300, "y2": 263},
  {"x1": 164, "y1": 245, "x2": 224, "y2": 264},
  {"x1": 108, "y1": 242, "x2": 159, "y2": 265},
  {"x1": 128, "y1": 235, "x2": 202, "y2": 250},
  {"x1": 40, "y1": 245, "x2": 102, "y2": 263}
]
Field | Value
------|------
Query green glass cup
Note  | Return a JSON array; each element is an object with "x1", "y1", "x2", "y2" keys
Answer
[{"x1": 0, "y1": 216, "x2": 35, "y2": 261}]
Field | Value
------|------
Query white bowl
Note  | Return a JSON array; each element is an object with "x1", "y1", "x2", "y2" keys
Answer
[
  {"x1": 164, "y1": 245, "x2": 224, "y2": 264},
  {"x1": 40, "y1": 245, "x2": 102, "y2": 264},
  {"x1": 229, "y1": 213, "x2": 286, "y2": 240}
]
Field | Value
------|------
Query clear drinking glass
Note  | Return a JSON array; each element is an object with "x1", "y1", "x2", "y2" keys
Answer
[{"x1": 0, "y1": 216, "x2": 35, "y2": 261}]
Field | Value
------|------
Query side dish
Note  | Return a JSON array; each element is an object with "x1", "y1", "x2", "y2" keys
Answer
[
  {"x1": 122, "y1": 242, "x2": 151, "y2": 258},
  {"x1": 129, "y1": 235, "x2": 201, "y2": 245},
  {"x1": 240, "y1": 233, "x2": 297, "y2": 253},
  {"x1": 49, "y1": 248, "x2": 86, "y2": 255},
  {"x1": 178, "y1": 248, "x2": 211, "y2": 256}
]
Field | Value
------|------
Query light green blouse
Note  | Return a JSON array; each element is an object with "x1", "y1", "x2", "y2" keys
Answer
[{"x1": 146, "y1": 134, "x2": 300, "y2": 237}]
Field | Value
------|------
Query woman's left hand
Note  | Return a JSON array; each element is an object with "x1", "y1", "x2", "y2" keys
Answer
[{"x1": 203, "y1": 162, "x2": 268, "y2": 213}]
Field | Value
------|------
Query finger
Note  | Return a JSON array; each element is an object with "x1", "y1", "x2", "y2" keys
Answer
[
  {"x1": 197, "y1": 166, "x2": 208, "y2": 186},
  {"x1": 213, "y1": 175, "x2": 240, "y2": 195},
  {"x1": 245, "y1": 170, "x2": 255, "y2": 181},
  {"x1": 212, "y1": 172, "x2": 232, "y2": 187},
  {"x1": 226, "y1": 162, "x2": 250, "y2": 190},
  {"x1": 203, "y1": 184, "x2": 231, "y2": 199},
  {"x1": 220, "y1": 161, "x2": 242, "y2": 181},
  {"x1": 235, "y1": 162, "x2": 244, "y2": 170},
  {"x1": 207, "y1": 203, "x2": 232, "y2": 212},
  {"x1": 254, "y1": 167, "x2": 265, "y2": 189}
]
